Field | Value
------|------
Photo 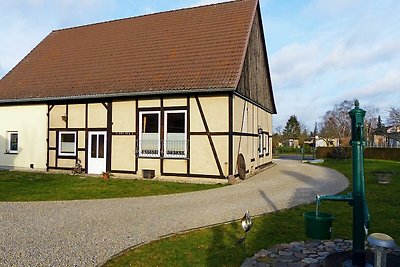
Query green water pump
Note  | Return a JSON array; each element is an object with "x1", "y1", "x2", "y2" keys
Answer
[{"x1": 316, "y1": 100, "x2": 370, "y2": 266}]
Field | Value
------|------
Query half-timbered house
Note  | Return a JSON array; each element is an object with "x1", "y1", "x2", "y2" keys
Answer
[{"x1": 0, "y1": 0, "x2": 276, "y2": 179}]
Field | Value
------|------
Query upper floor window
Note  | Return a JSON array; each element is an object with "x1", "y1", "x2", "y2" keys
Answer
[
  {"x1": 139, "y1": 111, "x2": 160, "y2": 157},
  {"x1": 59, "y1": 131, "x2": 76, "y2": 156},
  {"x1": 7, "y1": 131, "x2": 18, "y2": 154},
  {"x1": 164, "y1": 110, "x2": 187, "y2": 158}
]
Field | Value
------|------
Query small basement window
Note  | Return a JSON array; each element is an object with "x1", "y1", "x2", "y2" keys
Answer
[
  {"x1": 59, "y1": 132, "x2": 77, "y2": 156},
  {"x1": 7, "y1": 131, "x2": 18, "y2": 154}
]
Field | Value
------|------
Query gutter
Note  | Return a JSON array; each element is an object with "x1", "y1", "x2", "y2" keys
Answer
[
  {"x1": 0, "y1": 88, "x2": 276, "y2": 115},
  {"x1": 0, "y1": 87, "x2": 235, "y2": 105}
]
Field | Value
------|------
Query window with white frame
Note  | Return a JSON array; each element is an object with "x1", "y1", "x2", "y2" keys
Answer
[
  {"x1": 258, "y1": 128, "x2": 263, "y2": 157},
  {"x1": 164, "y1": 110, "x2": 187, "y2": 158},
  {"x1": 264, "y1": 132, "x2": 270, "y2": 155},
  {"x1": 58, "y1": 132, "x2": 77, "y2": 156},
  {"x1": 6, "y1": 131, "x2": 18, "y2": 154},
  {"x1": 139, "y1": 111, "x2": 160, "y2": 157}
]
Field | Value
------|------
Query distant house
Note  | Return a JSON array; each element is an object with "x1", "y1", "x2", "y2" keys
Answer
[
  {"x1": 373, "y1": 125, "x2": 400, "y2": 148},
  {"x1": 301, "y1": 137, "x2": 338, "y2": 148},
  {"x1": 0, "y1": 0, "x2": 276, "y2": 179},
  {"x1": 282, "y1": 138, "x2": 300, "y2": 148}
]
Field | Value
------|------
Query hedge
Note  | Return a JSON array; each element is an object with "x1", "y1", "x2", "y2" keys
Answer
[{"x1": 316, "y1": 147, "x2": 400, "y2": 161}]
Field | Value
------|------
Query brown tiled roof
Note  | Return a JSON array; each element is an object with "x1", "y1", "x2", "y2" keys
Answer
[{"x1": 0, "y1": 0, "x2": 258, "y2": 102}]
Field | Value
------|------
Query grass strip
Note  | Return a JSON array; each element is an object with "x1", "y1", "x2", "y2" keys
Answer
[{"x1": 0, "y1": 171, "x2": 224, "y2": 202}]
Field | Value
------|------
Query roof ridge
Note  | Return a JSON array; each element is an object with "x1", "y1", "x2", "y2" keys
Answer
[{"x1": 54, "y1": 0, "x2": 247, "y2": 32}]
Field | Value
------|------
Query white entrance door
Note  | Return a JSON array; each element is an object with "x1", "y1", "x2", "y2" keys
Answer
[{"x1": 88, "y1": 131, "x2": 107, "y2": 174}]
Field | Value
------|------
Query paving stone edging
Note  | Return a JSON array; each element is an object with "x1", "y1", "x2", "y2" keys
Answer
[{"x1": 241, "y1": 239, "x2": 400, "y2": 267}]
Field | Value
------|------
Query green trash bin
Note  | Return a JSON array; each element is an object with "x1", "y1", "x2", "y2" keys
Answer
[{"x1": 304, "y1": 211, "x2": 334, "y2": 240}]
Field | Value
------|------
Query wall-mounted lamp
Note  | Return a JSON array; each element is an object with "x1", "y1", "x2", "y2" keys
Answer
[{"x1": 61, "y1": 115, "x2": 68, "y2": 122}]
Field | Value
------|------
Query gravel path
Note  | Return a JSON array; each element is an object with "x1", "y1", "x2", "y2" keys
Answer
[{"x1": 0, "y1": 159, "x2": 348, "y2": 266}]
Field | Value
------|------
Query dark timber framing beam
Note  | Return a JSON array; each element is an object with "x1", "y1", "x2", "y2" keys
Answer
[
  {"x1": 46, "y1": 105, "x2": 51, "y2": 171},
  {"x1": 194, "y1": 95, "x2": 225, "y2": 178},
  {"x1": 106, "y1": 101, "x2": 113, "y2": 172},
  {"x1": 186, "y1": 96, "x2": 191, "y2": 175},
  {"x1": 134, "y1": 97, "x2": 139, "y2": 174},
  {"x1": 228, "y1": 93, "x2": 233, "y2": 176},
  {"x1": 85, "y1": 103, "x2": 89, "y2": 174}
]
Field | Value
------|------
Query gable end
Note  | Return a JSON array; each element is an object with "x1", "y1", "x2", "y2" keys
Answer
[{"x1": 236, "y1": 5, "x2": 277, "y2": 114}]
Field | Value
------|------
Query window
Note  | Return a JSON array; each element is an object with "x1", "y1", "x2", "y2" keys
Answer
[
  {"x1": 59, "y1": 132, "x2": 77, "y2": 156},
  {"x1": 264, "y1": 132, "x2": 270, "y2": 155},
  {"x1": 91, "y1": 134, "x2": 105, "y2": 159},
  {"x1": 6, "y1": 131, "x2": 18, "y2": 154},
  {"x1": 258, "y1": 128, "x2": 263, "y2": 157},
  {"x1": 164, "y1": 110, "x2": 187, "y2": 158},
  {"x1": 139, "y1": 111, "x2": 160, "y2": 157}
]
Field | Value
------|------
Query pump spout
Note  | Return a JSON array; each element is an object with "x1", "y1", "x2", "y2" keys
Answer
[{"x1": 316, "y1": 193, "x2": 353, "y2": 205}]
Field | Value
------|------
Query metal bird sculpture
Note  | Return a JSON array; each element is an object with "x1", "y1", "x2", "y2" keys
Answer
[
  {"x1": 241, "y1": 210, "x2": 253, "y2": 233},
  {"x1": 238, "y1": 211, "x2": 252, "y2": 244}
]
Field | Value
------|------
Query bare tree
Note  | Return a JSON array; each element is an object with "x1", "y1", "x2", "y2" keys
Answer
[
  {"x1": 319, "y1": 100, "x2": 379, "y2": 146},
  {"x1": 319, "y1": 100, "x2": 353, "y2": 145},
  {"x1": 387, "y1": 107, "x2": 400, "y2": 126},
  {"x1": 386, "y1": 107, "x2": 400, "y2": 143},
  {"x1": 363, "y1": 105, "x2": 379, "y2": 146}
]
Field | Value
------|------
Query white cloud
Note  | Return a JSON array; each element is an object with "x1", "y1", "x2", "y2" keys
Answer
[
  {"x1": 269, "y1": 0, "x2": 400, "y2": 129},
  {"x1": 270, "y1": 41, "x2": 327, "y2": 89},
  {"x1": 341, "y1": 70, "x2": 400, "y2": 100},
  {"x1": 304, "y1": 0, "x2": 363, "y2": 18}
]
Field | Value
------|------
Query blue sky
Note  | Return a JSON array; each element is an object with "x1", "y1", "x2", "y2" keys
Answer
[{"x1": 1, "y1": 0, "x2": 399, "y2": 131}]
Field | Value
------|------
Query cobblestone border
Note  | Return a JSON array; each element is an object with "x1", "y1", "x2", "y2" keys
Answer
[{"x1": 241, "y1": 239, "x2": 400, "y2": 267}]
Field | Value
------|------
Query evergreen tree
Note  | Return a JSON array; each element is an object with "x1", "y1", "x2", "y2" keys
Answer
[
  {"x1": 313, "y1": 122, "x2": 318, "y2": 136},
  {"x1": 283, "y1": 115, "x2": 301, "y2": 138},
  {"x1": 376, "y1": 116, "x2": 384, "y2": 134}
]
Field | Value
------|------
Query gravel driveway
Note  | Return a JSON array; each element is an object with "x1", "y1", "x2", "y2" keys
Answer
[{"x1": 0, "y1": 159, "x2": 348, "y2": 266}]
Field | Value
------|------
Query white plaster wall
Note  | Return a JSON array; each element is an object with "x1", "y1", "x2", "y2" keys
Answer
[{"x1": 0, "y1": 104, "x2": 48, "y2": 171}]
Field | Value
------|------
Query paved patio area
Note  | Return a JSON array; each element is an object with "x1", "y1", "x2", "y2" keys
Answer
[{"x1": 0, "y1": 159, "x2": 348, "y2": 266}]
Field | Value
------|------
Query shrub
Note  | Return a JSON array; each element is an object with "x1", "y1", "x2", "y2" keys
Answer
[
  {"x1": 364, "y1": 147, "x2": 400, "y2": 161},
  {"x1": 330, "y1": 147, "x2": 349, "y2": 160},
  {"x1": 316, "y1": 147, "x2": 400, "y2": 161},
  {"x1": 302, "y1": 144, "x2": 313, "y2": 154},
  {"x1": 276, "y1": 146, "x2": 301, "y2": 154}
]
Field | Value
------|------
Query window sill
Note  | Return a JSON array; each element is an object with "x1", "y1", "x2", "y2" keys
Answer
[
  {"x1": 58, "y1": 154, "x2": 77, "y2": 159},
  {"x1": 163, "y1": 156, "x2": 188, "y2": 160},
  {"x1": 138, "y1": 155, "x2": 189, "y2": 160},
  {"x1": 5, "y1": 151, "x2": 18, "y2": 155}
]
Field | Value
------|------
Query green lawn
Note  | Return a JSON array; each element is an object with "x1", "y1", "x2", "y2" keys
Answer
[
  {"x1": 0, "y1": 171, "x2": 224, "y2": 201},
  {"x1": 104, "y1": 159, "x2": 400, "y2": 267}
]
